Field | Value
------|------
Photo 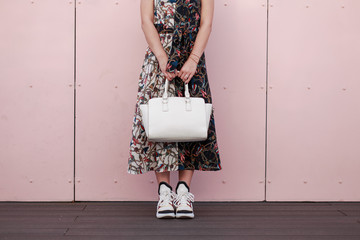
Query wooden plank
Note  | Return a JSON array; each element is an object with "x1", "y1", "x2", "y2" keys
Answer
[
  {"x1": 0, "y1": 228, "x2": 67, "y2": 235},
  {"x1": 61, "y1": 210, "x2": 345, "y2": 217},
  {"x1": 0, "y1": 215, "x2": 80, "y2": 222},
  {"x1": 64, "y1": 227, "x2": 360, "y2": 236},
  {"x1": 82, "y1": 201, "x2": 334, "y2": 206},
  {"x1": 85, "y1": 202, "x2": 336, "y2": 211},
  {"x1": 341, "y1": 211, "x2": 360, "y2": 216},
  {"x1": 2, "y1": 222, "x2": 355, "y2": 230},
  {"x1": 1, "y1": 236, "x2": 360, "y2": 240},
  {"x1": 73, "y1": 216, "x2": 359, "y2": 224}
]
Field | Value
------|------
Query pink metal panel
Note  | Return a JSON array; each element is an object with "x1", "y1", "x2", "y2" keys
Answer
[
  {"x1": 267, "y1": 0, "x2": 360, "y2": 200},
  {"x1": 0, "y1": 1, "x2": 75, "y2": 200},
  {"x1": 75, "y1": 0, "x2": 149, "y2": 201},
  {"x1": 75, "y1": 0, "x2": 267, "y2": 201},
  {"x1": 203, "y1": 0, "x2": 267, "y2": 200}
]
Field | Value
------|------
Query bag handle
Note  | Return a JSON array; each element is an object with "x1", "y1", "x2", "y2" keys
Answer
[
  {"x1": 162, "y1": 78, "x2": 190, "y2": 99},
  {"x1": 161, "y1": 78, "x2": 191, "y2": 112}
]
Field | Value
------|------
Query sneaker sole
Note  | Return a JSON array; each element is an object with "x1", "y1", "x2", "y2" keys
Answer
[
  {"x1": 175, "y1": 212, "x2": 194, "y2": 218},
  {"x1": 156, "y1": 212, "x2": 175, "y2": 218}
]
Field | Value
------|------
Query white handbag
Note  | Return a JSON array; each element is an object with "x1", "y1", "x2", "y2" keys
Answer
[{"x1": 139, "y1": 78, "x2": 213, "y2": 142}]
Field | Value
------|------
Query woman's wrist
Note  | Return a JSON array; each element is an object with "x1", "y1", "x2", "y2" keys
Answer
[
  {"x1": 188, "y1": 52, "x2": 201, "y2": 64},
  {"x1": 156, "y1": 52, "x2": 168, "y2": 62},
  {"x1": 188, "y1": 55, "x2": 199, "y2": 64},
  {"x1": 190, "y1": 52, "x2": 201, "y2": 60}
]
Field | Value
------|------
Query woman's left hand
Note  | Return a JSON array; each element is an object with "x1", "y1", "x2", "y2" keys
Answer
[{"x1": 176, "y1": 59, "x2": 198, "y2": 84}]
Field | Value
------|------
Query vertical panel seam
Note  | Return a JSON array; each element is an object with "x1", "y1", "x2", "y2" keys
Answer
[
  {"x1": 73, "y1": 0, "x2": 77, "y2": 202},
  {"x1": 264, "y1": 0, "x2": 270, "y2": 201}
]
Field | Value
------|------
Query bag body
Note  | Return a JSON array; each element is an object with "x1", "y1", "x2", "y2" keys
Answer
[{"x1": 140, "y1": 79, "x2": 212, "y2": 142}]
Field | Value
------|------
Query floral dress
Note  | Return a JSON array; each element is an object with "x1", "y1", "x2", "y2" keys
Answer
[{"x1": 127, "y1": 0, "x2": 222, "y2": 174}]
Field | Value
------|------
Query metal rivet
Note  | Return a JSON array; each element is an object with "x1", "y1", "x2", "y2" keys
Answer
[
  {"x1": 222, "y1": 180, "x2": 226, "y2": 184},
  {"x1": 307, "y1": 87, "x2": 311, "y2": 90},
  {"x1": 29, "y1": 179, "x2": 33, "y2": 183},
  {"x1": 29, "y1": 85, "x2": 33, "y2": 88},
  {"x1": 304, "y1": 181, "x2": 307, "y2": 184},
  {"x1": 115, "y1": 85, "x2": 118, "y2": 88},
  {"x1": 224, "y1": 3, "x2": 228, "y2": 6},
  {"x1": 267, "y1": 180, "x2": 271, "y2": 183},
  {"x1": 339, "y1": 181, "x2": 342, "y2": 184},
  {"x1": 68, "y1": 179, "x2": 72, "y2": 183},
  {"x1": 78, "y1": 84, "x2": 81, "y2": 87},
  {"x1": 114, "y1": 179, "x2": 118, "y2": 183},
  {"x1": 342, "y1": 88, "x2": 346, "y2": 91},
  {"x1": 150, "y1": 180, "x2": 154, "y2": 183}
]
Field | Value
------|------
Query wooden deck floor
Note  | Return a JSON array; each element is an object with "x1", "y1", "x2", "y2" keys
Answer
[{"x1": 0, "y1": 201, "x2": 359, "y2": 239}]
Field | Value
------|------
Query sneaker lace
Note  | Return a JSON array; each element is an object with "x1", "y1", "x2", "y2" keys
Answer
[
  {"x1": 173, "y1": 191, "x2": 194, "y2": 207},
  {"x1": 158, "y1": 190, "x2": 177, "y2": 207}
]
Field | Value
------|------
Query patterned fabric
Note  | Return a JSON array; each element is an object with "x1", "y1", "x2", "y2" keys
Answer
[{"x1": 127, "y1": 0, "x2": 222, "y2": 174}]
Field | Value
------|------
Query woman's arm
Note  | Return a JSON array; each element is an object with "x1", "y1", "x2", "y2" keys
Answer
[
  {"x1": 176, "y1": 0, "x2": 214, "y2": 83},
  {"x1": 191, "y1": 0, "x2": 214, "y2": 61},
  {"x1": 140, "y1": 0, "x2": 176, "y2": 80}
]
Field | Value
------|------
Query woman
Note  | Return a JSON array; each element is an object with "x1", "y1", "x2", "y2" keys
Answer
[{"x1": 127, "y1": 0, "x2": 221, "y2": 219}]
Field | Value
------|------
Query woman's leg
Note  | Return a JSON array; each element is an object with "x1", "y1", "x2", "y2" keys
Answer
[
  {"x1": 155, "y1": 171, "x2": 171, "y2": 184},
  {"x1": 178, "y1": 169, "x2": 194, "y2": 187}
]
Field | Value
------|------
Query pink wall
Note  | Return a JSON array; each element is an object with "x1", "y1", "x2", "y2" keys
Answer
[
  {"x1": 0, "y1": 0, "x2": 74, "y2": 201},
  {"x1": 0, "y1": 0, "x2": 359, "y2": 201},
  {"x1": 267, "y1": 0, "x2": 360, "y2": 201}
]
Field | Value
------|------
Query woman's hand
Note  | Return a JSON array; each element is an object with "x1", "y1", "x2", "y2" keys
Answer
[
  {"x1": 176, "y1": 58, "x2": 198, "y2": 84},
  {"x1": 157, "y1": 54, "x2": 176, "y2": 81}
]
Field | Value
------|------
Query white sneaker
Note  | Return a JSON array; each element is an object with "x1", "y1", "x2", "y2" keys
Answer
[
  {"x1": 156, "y1": 182, "x2": 176, "y2": 219},
  {"x1": 174, "y1": 181, "x2": 195, "y2": 218}
]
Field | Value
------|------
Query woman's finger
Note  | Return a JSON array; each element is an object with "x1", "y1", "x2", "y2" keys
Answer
[
  {"x1": 180, "y1": 70, "x2": 188, "y2": 81},
  {"x1": 161, "y1": 70, "x2": 169, "y2": 80},
  {"x1": 168, "y1": 72, "x2": 175, "y2": 81},
  {"x1": 166, "y1": 72, "x2": 173, "y2": 80},
  {"x1": 183, "y1": 71, "x2": 192, "y2": 82},
  {"x1": 177, "y1": 69, "x2": 184, "y2": 79},
  {"x1": 161, "y1": 67, "x2": 172, "y2": 80},
  {"x1": 186, "y1": 73, "x2": 194, "y2": 84}
]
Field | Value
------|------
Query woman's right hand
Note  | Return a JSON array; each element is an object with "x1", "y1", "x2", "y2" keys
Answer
[{"x1": 158, "y1": 54, "x2": 176, "y2": 81}]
